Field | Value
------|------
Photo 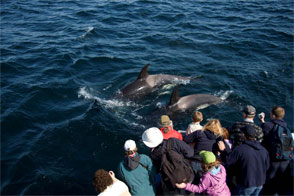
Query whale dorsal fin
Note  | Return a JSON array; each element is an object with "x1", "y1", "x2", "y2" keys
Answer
[
  {"x1": 168, "y1": 86, "x2": 180, "y2": 106},
  {"x1": 137, "y1": 64, "x2": 150, "y2": 80}
]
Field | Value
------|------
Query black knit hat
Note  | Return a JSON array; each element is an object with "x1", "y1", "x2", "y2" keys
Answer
[{"x1": 241, "y1": 125, "x2": 256, "y2": 138}]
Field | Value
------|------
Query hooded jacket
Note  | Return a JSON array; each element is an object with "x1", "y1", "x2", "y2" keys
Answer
[
  {"x1": 184, "y1": 164, "x2": 231, "y2": 196},
  {"x1": 261, "y1": 119, "x2": 290, "y2": 162},
  {"x1": 224, "y1": 140, "x2": 270, "y2": 188},
  {"x1": 261, "y1": 119, "x2": 287, "y2": 137},
  {"x1": 184, "y1": 130, "x2": 230, "y2": 161},
  {"x1": 150, "y1": 137, "x2": 194, "y2": 172},
  {"x1": 118, "y1": 153, "x2": 156, "y2": 196}
]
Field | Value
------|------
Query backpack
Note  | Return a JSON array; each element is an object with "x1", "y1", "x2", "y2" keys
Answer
[
  {"x1": 269, "y1": 124, "x2": 294, "y2": 161},
  {"x1": 160, "y1": 139, "x2": 193, "y2": 187}
]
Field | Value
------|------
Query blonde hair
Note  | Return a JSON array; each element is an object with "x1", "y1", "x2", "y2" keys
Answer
[
  {"x1": 202, "y1": 119, "x2": 223, "y2": 137},
  {"x1": 192, "y1": 111, "x2": 203, "y2": 122}
]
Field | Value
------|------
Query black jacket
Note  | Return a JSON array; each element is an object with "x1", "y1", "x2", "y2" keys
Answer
[
  {"x1": 150, "y1": 137, "x2": 194, "y2": 172},
  {"x1": 184, "y1": 130, "x2": 231, "y2": 161},
  {"x1": 223, "y1": 140, "x2": 270, "y2": 188}
]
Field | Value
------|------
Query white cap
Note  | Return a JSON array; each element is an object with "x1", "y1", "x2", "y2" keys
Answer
[
  {"x1": 124, "y1": 140, "x2": 136, "y2": 151},
  {"x1": 142, "y1": 127, "x2": 164, "y2": 148}
]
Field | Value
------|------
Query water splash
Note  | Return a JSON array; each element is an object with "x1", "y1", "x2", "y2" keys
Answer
[
  {"x1": 78, "y1": 87, "x2": 145, "y2": 129},
  {"x1": 172, "y1": 78, "x2": 191, "y2": 85},
  {"x1": 216, "y1": 90, "x2": 234, "y2": 101},
  {"x1": 78, "y1": 87, "x2": 139, "y2": 108},
  {"x1": 162, "y1": 84, "x2": 177, "y2": 90},
  {"x1": 158, "y1": 84, "x2": 177, "y2": 95},
  {"x1": 156, "y1": 101, "x2": 165, "y2": 109},
  {"x1": 79, "y1": 26, "x2": 94, "y2": 39},
  {"x1": 103, "y1": 84, "x2": 112, "y2": 91}
]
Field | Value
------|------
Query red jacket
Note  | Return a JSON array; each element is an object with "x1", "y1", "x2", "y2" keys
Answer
[{"x1": 160, "y1": 126, "x2": 183, "y2": 140}]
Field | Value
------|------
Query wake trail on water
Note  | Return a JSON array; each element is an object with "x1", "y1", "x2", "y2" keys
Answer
[
  {"x1": 78, "y1": 87, "x2": 139, "y2": 107},
  {"x1": 77, "y1": 87, "x2": 146, "y2": 129}
]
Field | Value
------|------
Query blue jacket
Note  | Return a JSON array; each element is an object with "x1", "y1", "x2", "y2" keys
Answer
[
  {"x1": 261, "y1": 119, "x2": 290, "y2": 161},
  {"x1": 261, "y1": 119, "x2": 288, "y2": 138},
  {"x1": 224, "y1": 140, "x2": 270, "y2": 188},
  {"x1": 118, "y1": 153, "x2": 156, "y2": 196}
]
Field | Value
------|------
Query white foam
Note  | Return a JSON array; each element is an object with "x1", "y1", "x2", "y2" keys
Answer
[
  {"x1": 156, "y1": 102, "x2": 165, "y2": 109},
  {"x1": 78, "y1": 87, "x2": 145, "y2": 129},
  {"x1": 103, "y1": 84, "x2": 112, "y2": 91},
  {"x1": 80, "y1": 26, "x2": 94, "y2": 38},
  {"x1": 162, "y1": 84, "x2": 177, "y2": 90},
  {"x1": 120, "y1": 117, "x2": 146, "y2": 129},
  {"x1": 172, "y1": 78, "x2": 191, "y2": 85},
  {"x1": 78, "y1": 87, "x2": 139, "y2": 108},
  {"x1": 78, "y1": 87, "x2": 94, "y2": 100},
  {"x1": 215, "y1": 90, "x2": 233, "y2": 101}
]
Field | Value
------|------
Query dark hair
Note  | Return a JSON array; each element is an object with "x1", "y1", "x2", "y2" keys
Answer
[
  {"x1": 93, "y1": 169, "x2": 113, "y2": 193},
  {"x1": 271, "y1": 106, "x2": 285, "y2": 119},
  {"x1": 201, "y1": 159, "x2": 221, "y2": 172},
  {"x1": 125, "y1": 147, "x2": 138, "y2": 156}
]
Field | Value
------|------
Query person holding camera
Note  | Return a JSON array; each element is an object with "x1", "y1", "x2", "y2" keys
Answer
[{"x1": 258, "y1": 106, "x2": 293, "y2": 195}]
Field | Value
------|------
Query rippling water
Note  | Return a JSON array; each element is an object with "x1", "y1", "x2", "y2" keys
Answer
[{"x1": 1, "y1": 0, "x2": 293, "y2": 194}]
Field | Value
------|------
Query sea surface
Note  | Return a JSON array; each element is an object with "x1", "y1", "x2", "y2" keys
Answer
[{"x1": 1, "y1": 0, "x2": 293, "y2": 195}]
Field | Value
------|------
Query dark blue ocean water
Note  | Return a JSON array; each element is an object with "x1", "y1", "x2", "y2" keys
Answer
[{"x1": 1, "y1": 0, "x2": 293, "y2": 194}]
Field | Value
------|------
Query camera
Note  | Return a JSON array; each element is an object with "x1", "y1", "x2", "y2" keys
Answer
[{"x1": 258, "y1": 113, "x2": 263, "y2": 119}]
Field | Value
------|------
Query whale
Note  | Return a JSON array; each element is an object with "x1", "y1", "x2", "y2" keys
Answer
[
  {"x1": 121, "y1": 64, "x2": 190, "y2": 99},
  {"x1": 166, "y1": 86, "x2": 222, "y2": 114}
]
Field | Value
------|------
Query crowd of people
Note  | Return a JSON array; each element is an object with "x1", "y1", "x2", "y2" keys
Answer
[{"x1": 92, "y1": 105, "x2": 293, "y2": 196}]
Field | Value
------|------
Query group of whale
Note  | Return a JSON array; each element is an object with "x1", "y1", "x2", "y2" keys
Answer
[{"x1": 120, "y1": 64, "x2": 222, "y2": 114}]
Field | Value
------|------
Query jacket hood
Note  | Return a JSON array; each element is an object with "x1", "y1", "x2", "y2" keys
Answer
[
  {"x1": 208, "y1": 165, "x2": 225, "y2": 182},
  {"x1": 204, "y1": 130, "x2": 217, "y2": 140},
  {"x1": 123, "y1": 153, "x2": 140, "y2": 170},
  {"x1": 271, "y1": 119, "x2": 287, "y2": 128},
  {"x1": 209, "y1": 166, "x2": 221, "y2": 175},
  {"x1": 243, "y1": 140, "x2": 262, "y2": 150}
]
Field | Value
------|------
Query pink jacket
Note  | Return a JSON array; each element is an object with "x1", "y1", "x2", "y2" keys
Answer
[{"x1": 185, "y1": 165, "x2": 231, "y2": 196}]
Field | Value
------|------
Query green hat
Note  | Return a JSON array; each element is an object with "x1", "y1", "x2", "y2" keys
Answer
[{"x1": 199, "y1": 151, "x2": 216, "y2": 164}]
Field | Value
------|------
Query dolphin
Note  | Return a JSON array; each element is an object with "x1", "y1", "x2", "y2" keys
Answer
[
  {"x1": 166, "y1": 86, "x2": 222, "y2": 114},
  {"x1": 121, "y1": 64, "x2": 190, "y2": 98}
]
